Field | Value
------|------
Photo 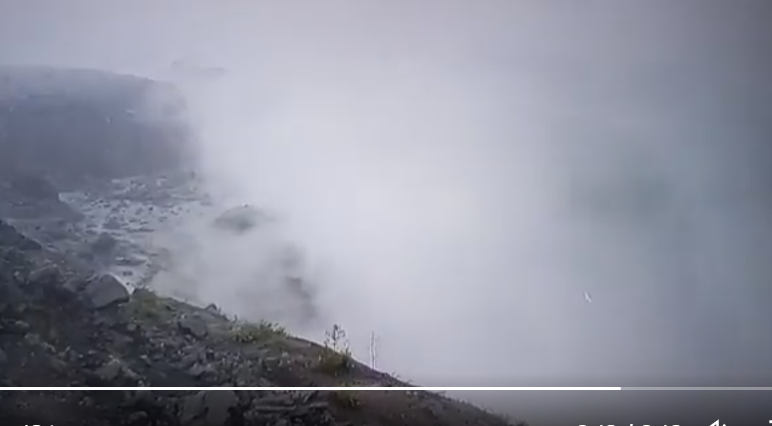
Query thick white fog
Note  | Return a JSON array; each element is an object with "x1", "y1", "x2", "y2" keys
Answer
[{"x1": 2, "y1": 0, "x2": 771, "y2": 391}]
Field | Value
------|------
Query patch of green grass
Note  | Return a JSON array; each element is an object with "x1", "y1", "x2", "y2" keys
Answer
[
  {"x1": 317, "y1": 349, "x2": 352, "y2": 375},
  {"x1": 125, "y1": 290, "x2": 172, "y2": 321},
  {"x1": 231, "y1": 320, "x2": 287, "y2": 344}
]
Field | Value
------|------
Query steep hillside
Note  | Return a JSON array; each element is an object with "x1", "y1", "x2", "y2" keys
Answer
[{"x1": 0, "y1": 218, "x2": 520, "y2": 426}]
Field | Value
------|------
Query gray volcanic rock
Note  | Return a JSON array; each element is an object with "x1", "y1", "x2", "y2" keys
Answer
[
  {"x1": 212, "y1": 204, "x2": 269, "y2": 234},
  {"x1": 83, "y1": 273, "x2": 130, "y2": 309}
]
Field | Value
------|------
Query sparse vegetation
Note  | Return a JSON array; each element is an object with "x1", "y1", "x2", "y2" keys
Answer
[
  {"x1": 316, "y1": 324, "x2": 353, "y2": 375},
  {"x1": 231, "y1": 319, "x2": 287, "y2": 344},
  {"x1": 125, "y1": 290, "x2": 173, "y2": 321}
]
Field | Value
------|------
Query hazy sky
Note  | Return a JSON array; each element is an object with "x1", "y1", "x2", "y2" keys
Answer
[{"x1": 2, "y1": 0, "x2": 771, "y2": 394}]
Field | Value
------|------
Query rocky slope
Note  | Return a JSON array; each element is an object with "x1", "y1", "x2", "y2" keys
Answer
[{"x1": 0, "y1": 215, "x2": 520, "y2": 426}]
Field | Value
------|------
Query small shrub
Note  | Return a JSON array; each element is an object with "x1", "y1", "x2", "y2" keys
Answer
[{"x1": 323, "y1": 324, "x2": 350, "y2": 353}]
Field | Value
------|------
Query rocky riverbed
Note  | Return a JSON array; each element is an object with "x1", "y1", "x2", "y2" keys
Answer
[{"x1": 3, "y1": 169, "x2": 321, "y2": 324}]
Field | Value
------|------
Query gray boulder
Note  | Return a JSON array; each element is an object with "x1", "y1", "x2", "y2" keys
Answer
[
  {"x1": 212, "y1": 204, "x2": 268, "y2": 234},
  {"x1": 84, "y1": 273, "x2": 129, "y2": 309}
]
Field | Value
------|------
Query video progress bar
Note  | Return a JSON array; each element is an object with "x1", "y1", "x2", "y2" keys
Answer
[{"x1": 622, "y1": 387, "x2": 772, "y2": 390}]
